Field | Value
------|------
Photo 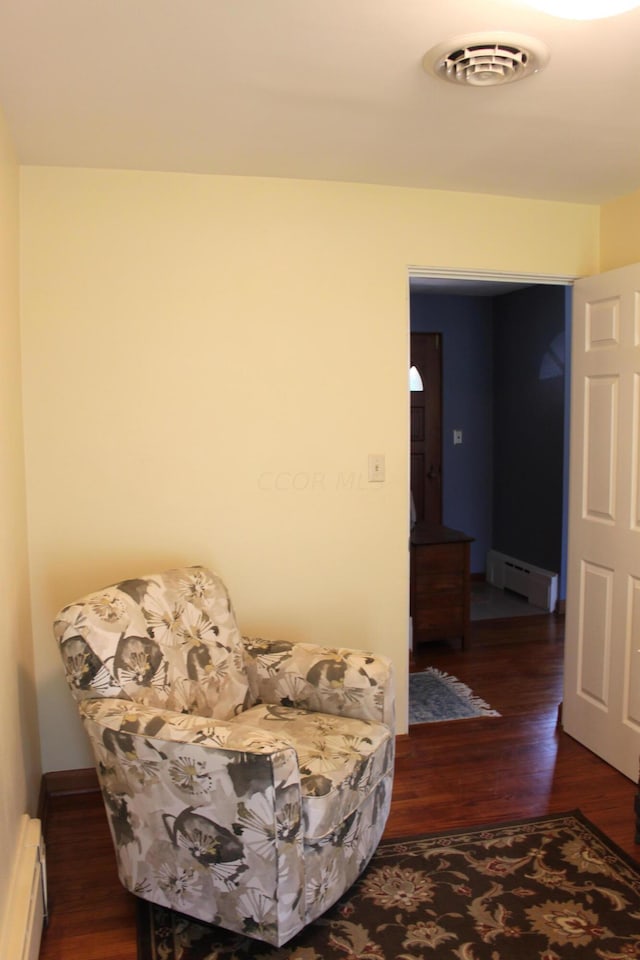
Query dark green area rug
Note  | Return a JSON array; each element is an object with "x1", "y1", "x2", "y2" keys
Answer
[
  {"x1": 409, "y1": 667, "x2": 500, "y2": 724},
  {"x1": 137, "y1": 810, "x2": 640, "y2": 960}
]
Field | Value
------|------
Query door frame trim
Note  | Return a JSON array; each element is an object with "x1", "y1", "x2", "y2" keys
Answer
[{"x1": 408, "y1": 266, "x2": 578, "y2": 286}]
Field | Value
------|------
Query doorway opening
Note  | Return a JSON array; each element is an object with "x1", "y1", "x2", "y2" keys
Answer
[
  {"x1": 407, "y1": 267, "x2": 574, "y2": 738},
  {"x1": 408, "y1": 268, "x2": 574, "y2": 632}
]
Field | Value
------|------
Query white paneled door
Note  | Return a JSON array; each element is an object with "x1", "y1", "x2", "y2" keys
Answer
[{"x1": 564, "y1": 263, "x2": 640, "y2": 782}]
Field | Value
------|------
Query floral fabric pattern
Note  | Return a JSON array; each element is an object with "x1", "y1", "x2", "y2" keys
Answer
[
  {"x1": 54, "y1": 565, "x2": 395, "y2": 946},
  {"x1": 230, "y1": 704, "x2": 394, "y2": 839},
  {"x1": 56, "y1": 566, "x2": 250, "y2": 720},
  {"x1": 242, "y1": 636, "x2": 395, "y2": 729}
]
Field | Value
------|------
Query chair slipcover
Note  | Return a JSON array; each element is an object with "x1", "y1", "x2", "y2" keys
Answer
[{"x1": 54, "y1": 565, "x2": 395, "y2": 946}]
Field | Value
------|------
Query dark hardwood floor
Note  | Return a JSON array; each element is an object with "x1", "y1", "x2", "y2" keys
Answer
[{"x1": 39, "y1": 613, "x2": 638, "y2": 959}]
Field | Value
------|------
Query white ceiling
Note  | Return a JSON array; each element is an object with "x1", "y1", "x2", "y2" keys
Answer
[{"x1": 0, "y1": 0, "x2": 639, "y2": 205}]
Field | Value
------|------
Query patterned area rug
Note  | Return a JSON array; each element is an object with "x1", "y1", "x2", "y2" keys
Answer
[
  {"x1": 137, "y1": 810, "x2": 640, "y2": 960},
  {"x1": 409, "y1": 667, "x2": 500, "y2": 724}
]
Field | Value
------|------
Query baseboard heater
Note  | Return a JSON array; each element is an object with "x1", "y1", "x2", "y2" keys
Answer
[
  {"x1": 486, "y1": 549, "x2": 558, "y2": 612},
  {"x1": 0, "y1": 816, "x2": 47, "y2": 960}
]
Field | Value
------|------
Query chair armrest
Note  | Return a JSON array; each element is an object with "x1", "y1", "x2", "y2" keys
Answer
[{"x1": 241, "y1": 637, "x2": 395, "y2": 731}]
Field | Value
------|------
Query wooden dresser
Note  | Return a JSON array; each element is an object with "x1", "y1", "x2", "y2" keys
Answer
[{"x1": 410, "y1": 522, "x2": 473, "y2": 649}]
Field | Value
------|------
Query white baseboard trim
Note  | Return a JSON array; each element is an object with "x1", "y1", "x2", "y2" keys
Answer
[{"x1": 0, "y1": 815, "x2": 47, "y2": 960}]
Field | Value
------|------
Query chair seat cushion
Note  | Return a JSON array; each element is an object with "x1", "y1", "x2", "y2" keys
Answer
[{"x1": 230, "y1": 704, "x2": 393, "y2": 840}]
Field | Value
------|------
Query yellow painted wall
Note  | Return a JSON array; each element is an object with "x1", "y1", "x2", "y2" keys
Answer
[
  {"x1": 19, "y1": 166, "x2": 599, "y2": 771},
  {"x1": 600, "y1": 187, "x2": 640, "y2": 272},
  {"x1": 0, "y1": 111, "x2": 41, "y2": 941}
]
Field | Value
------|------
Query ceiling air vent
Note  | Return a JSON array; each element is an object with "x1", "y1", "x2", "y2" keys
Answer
[{"x1": 423, "y1": 32, "x2": 549, "y2": 87}]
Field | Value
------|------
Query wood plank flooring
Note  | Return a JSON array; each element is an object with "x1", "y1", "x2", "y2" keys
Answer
[{"x1": 39, "y1": 613, "x2": 638, "y2": 959}]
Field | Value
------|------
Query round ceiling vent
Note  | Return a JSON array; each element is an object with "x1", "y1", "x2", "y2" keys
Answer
[{"x1": 423, "y1": 32, "x2": 550, "y2": 87}]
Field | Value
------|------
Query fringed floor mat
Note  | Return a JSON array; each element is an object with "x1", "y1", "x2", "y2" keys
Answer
[{"x1": 409, "y1": 667, "x2": 501, "y2": 724}]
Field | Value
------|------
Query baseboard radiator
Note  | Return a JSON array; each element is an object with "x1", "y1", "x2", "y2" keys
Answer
[
  {"x1": 486, "y1": 549, "x2": 558, "y2": 612},
  {"x1": 0, "y1": 816, "x2": 47, "y2": 960}
]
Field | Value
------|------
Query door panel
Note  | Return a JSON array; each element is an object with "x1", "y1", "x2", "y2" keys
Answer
[
  {"x1": 584, "y1": 375, "x2": 618, "y2": 522},
  {"x1": 633, "y1": 375, "x2": 640, "y2": 529},
  {"x1": 564, "y1": 263, "x2": 640, "y2": 781},
  {"x1": 577, "y1": 560, "x2": 612, "y2": 706},
  {"x1": 627, "y1": 576, "x2": 640, "y2": 725}
]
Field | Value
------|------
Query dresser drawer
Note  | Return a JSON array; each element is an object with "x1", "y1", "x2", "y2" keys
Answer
[{"x1": 413, "y1": 542, "x2": 467, "y2": 574}]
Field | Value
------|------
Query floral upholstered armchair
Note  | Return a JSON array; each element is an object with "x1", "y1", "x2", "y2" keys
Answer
[{"x1": 54, "y1": 565, "x2": 395, "y2": 946}]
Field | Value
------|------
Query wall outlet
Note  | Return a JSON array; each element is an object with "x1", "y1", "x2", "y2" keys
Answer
[{"x1": 453, "y1": 429, "x2": 463, "y2": 445}]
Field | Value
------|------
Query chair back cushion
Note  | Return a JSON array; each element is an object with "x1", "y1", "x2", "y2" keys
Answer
[{"x1": 54, "y1": 565, "x2": 251, "y2": 720}]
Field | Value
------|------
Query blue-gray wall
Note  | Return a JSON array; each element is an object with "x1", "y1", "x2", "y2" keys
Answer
[
  {"x1": 492, "y1": 286, "x2": 567, "y2": 576},
  {"x1": 410, "y1": 285, "x2": 569, "y2": 592}
]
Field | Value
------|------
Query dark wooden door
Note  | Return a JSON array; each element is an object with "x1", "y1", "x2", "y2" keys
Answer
[{"x1": 410, "y1": 333, "x2": 442, "y2": 524}]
